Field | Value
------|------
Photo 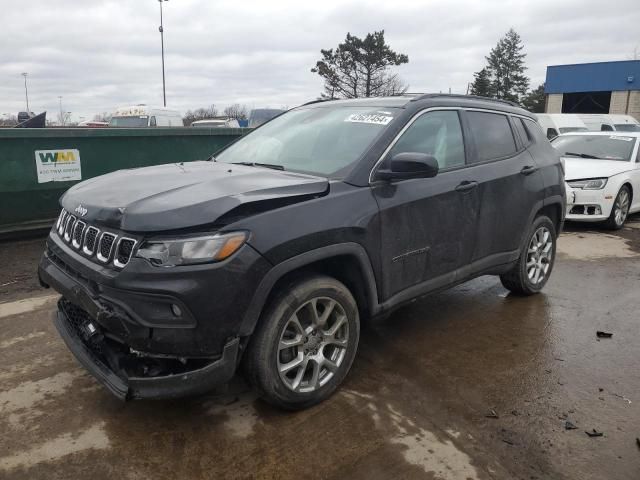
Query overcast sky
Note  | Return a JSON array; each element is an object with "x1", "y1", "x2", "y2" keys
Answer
[{"x1": 1, "y1": 0, "x2": 638, "y2": 121}]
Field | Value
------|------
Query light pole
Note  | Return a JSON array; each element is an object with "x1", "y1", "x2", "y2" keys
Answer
[
  {"x1": 58, "y1": 96, "x2": 64, "y2": 126},
  {"x1": 158, "y1": 0, "x2": 168, "y2": 107},
  {"x1": 21, "y1": 73, "x2": 29, "y2": 112}
]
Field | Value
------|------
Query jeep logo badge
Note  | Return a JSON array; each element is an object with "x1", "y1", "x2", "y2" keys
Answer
[{"x1": 75, "y1": 204, "x2": 88, "y2": 217}]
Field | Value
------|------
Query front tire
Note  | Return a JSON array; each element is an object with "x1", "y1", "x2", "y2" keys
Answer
[
  {"x1": 244, "y1": 274, "x2": 360, "y2": 410},
  {"x1": 500, "y1": 215, "x2": 557, "y2": 295},
  {"x1": 604, "y1": 185, "x2": 631, "y2": 230}
]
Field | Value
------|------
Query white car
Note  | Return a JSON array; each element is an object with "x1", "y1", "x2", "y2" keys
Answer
[{"x1": 551, "y1": 132, "x2": 640, "y2": 229}]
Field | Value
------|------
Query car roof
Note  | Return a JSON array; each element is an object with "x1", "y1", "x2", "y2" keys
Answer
[
  {"x1": 301, "y1": 94, "x2": 534, "y2": 118},
  {"x1": 558, "y1": 131, "x2": 640, "y2": 138}
]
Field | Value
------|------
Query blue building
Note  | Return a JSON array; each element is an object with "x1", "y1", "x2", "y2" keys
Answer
[{"x1": 544, "y1": 60, "x2": 640, "y2": 120}]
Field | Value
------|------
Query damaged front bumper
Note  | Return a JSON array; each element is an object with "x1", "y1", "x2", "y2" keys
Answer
[{"x1": 54, "y1": 299, "x2": 239, "y2": 400}]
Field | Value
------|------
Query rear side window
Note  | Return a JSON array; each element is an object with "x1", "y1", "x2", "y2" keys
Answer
[
  {"x1": 388, "y1": 110, "x2": 465, "y2": 169},
  {"x1": 512, "y1": 117, "x2": 531, "y2": 147},
  {"x1": 523, "y1": 118, "x2": 551, "y2": 144},
  {"x1": 466, "y1": 111, "x2": 517, "y2": 162}
]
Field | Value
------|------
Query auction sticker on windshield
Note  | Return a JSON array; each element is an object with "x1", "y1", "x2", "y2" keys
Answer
[
  {"x1": 345, "y1": 113, "x2": 393, "y2": 125},
  {"x1": 35, "y1": 149, "x2": 82, "y2": 183}
]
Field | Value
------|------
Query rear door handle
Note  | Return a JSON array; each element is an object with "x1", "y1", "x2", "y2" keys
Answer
[
  {"x1": 521, "y1": 165, "x2": 539, "y2": 175},
  {"x1": 455, "y1": 181, "x2": 478, "y2": 192}
]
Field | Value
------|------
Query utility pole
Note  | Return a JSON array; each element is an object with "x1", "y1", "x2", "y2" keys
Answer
[
  {"x1": 21, "y1": 73, "x2": 29, "y2": 112},
  {"x1": 58, "y1": 96, "x2": 64, "y2": 126},
  {"x1": 158, "y1": 0, "x2": 168, "y2": 107}
]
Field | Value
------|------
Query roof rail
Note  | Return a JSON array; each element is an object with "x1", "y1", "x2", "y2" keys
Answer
[
  {"x1": 410, "y1": 93, "x2": 520, "y2": 107},
  {"x1": 301, "y1": 98, "x2": 333, "y2": 106}
]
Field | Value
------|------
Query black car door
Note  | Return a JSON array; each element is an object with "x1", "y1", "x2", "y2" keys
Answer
[
  {"x1": 462, "y1": 110, "x2": 546, "y2": 263},
  {"x1": 371, "y1": 109, "x2": 480, "y2": 301}
]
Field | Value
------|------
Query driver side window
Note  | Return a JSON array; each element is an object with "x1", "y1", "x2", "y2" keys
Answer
[{"x1": 388, "y1": 110, "x2": 465, "y2": 169}]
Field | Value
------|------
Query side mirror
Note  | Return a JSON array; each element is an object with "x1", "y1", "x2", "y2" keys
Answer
[{"x1": 377, "y1": 152, "x2": 439, "y2": 181}]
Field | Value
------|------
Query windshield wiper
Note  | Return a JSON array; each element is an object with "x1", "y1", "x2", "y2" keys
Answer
[
  {"x1": 562, "y1": 152, "x2": 602, "y2": 159},
  {"x1": 231, "y1": 162, "x2": 285, "y2": 171}
]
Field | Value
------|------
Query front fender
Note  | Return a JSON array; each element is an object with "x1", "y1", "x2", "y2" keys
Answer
[{"x1": 238, "y1": 242, "x2": 379, "y2": 336}]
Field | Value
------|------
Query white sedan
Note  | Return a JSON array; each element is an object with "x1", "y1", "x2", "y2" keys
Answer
[{"x1": 551, "y1": 132, "x2": 640, "y2": 229}]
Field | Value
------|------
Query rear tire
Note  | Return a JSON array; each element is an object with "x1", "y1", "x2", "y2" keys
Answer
[
  {"x1": 604, "y1": 185, "x2": 631, "y2": 230},
  {"x1": 500, "y1": 215, "x2": 556, "y2": 295},
  {"x1": 244, "y1": 274, "x2": 360, "y2": 410}
]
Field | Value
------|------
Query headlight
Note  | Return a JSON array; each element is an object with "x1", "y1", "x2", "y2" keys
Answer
[
  {"x1": 135, "y1": 232, "x2": 248, "y2": 267},
  {"x1": 567, "y1": 178, "x2": 607, "y2": 190}
]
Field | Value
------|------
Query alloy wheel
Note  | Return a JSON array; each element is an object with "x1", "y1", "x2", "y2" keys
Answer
[
  {"x1": 277, "y1": 297, "x2": 349, "y2": 393},
  {"x1": 614, "y1": 189, "x2": 630, "y2": 227},
  {"x1": 526, "y1": 226, "x2": 553, "y2": 285}
]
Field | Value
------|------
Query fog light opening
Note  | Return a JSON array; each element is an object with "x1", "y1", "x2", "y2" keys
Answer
[{"x1": 171, "y1": 304, "x2": 182, "y2": 317}]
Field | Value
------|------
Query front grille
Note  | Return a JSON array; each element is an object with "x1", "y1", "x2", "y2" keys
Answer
[
  {"x1": 64, "y1": 215, "x2": 76, "y2": 242},
  {"x1": 114, "y1": 238, "x2": 136, "y2": 268},
  {"x1": 72, "y1": 221, "x2": 86, "y2": 249},
  {"x1": 97, "y1": 233, "x2": 117, "y2": 263},
  {"x1": 54, "y1": 209, "x2": 137, "y2": 269},
  {"x1": 83, "y1": 226, "x2": 100, "y2": 255},
  {"x1": 57, "y1": 211, "x2": 68, "y2": 235},
  {"x1": 59, "y1": 299, "x2": 106, "y2": 359}
]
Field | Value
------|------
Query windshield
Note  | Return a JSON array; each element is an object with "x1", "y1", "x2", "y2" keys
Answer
[
  {"x1": 248, "y1": 109, "x2": 286, "y2": 128},
  {"x1": 552, "y1": 135, "x2": 636, "y2": 161},
  {"x1": 558, "y1": 127, "x2": 588, "y2": 133},
  {"x1": 614, "y1": 124, "x2": 640, "y2": 132},
  {"x1": 109, "y1": 116, "x2": 149, "y2": 127},
  {"x1": 215, "y1": 106, "x2": 398, "y2": 178}
]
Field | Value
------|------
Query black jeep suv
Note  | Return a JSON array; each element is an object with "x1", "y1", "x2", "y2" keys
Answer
[{"x1": 39, "y1": 94, "x2": 565, "y2": 409}]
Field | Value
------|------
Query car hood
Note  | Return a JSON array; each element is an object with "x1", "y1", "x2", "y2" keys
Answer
[
  {"x1": 60, "y1": 161, "x2": 329, "y2": 232},
  {"x1": 562, "y1": 157, "x2": 634, "y2": 181}
]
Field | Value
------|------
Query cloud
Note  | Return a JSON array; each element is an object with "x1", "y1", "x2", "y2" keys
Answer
[{"x1": 0, "y1": 0, "x2": 638, "y2": 121}]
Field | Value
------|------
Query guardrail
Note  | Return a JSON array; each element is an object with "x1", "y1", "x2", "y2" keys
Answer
[{"x1": 0, "y1": 127, "x2": 246, "y2": 235}]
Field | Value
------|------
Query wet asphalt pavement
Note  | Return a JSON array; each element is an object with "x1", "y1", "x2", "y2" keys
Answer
[{"x1": 1, "y1": 217, "x2": 639, "y2": 480}]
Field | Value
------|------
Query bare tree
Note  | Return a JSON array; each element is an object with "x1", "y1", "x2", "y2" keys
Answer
[
  {"x1": 92, "y1": 112, "x2": 112, "y2": 122},
  {"x1": 223, "y1": 104, "x2": 248, "y2": 120},
  {"x1": 57, "y1": 111, "x2": 71, "y2": 126},
  {"x1": 0, "y1": 114, "x2": 18, "y2": 127},
  {"x1": 183, "y1": 104, "x2": 218, "y2": 126},
  {"x1": 370, "y1": 72, "x2": 409, "y2": 96}
]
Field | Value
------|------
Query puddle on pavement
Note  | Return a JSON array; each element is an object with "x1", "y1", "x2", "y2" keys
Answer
[
  {"x1": 204, "y1": 392, "x2": 260, "y2": 439},
  {"x1": 557, "y1": 231, "x2": 639, "y2": 260},
  {"x1": 341, "y1": 390, "x2": 480, "y2": 479},
  {"x1": 0, "y1": 422, "x2": 110, "y2": 471}
]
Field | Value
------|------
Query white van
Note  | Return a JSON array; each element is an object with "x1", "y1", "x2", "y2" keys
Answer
[
  {"x1": 535, "y1": 114, "x2": 589, "y2": 139},
  {"x1": 191, "y1": 118, "x2": 240, "y2": 128},
  {"x1": 577, "y1": 114, "x2": 640, "y2": 133},
  {"x1": 109, "y1": 105, "x2": 183, "y2": 127}
]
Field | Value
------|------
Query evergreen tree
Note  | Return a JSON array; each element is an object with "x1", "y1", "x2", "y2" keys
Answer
[
  {"x1": 521, "y1": 84, "x2": 546, "y2": 113},
  {"x1": 469, "y1": 67, "x2": 493, "y2": 97},
  {"x1": 312, "y1": 31, "x2": 409, "y2": 98},
  {"x1": 485, "y1": 28, "x2": 530, "y2": 102}
]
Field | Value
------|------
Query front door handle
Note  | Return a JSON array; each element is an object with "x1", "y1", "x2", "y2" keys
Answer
[
  {"x1": 521, "y1": 165, "x2": 539, "y2": 175},
  {"x1": 455, "y1": 181, "x2": 478, "y2": 192}
]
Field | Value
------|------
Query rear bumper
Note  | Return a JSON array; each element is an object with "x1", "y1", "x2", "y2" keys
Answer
[{"x1": 54, "y1": 299, "x2": 239, "y2": 400}]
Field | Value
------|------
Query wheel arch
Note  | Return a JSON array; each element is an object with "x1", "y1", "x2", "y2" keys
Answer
[
  {"x1": 238, "y1": 243, "x2": 380, "y2": 337},
  {"x1": 621, "y1": 181, "x2": 633, "y2": 203},
  {"x1": 536, "y1": 201, "x2": 563, "y2": 236}
]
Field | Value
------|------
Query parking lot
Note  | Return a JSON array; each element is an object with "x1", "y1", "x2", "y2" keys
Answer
[{"x1": 1, "y1": 217, "x2": 639, "y2": 480}]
